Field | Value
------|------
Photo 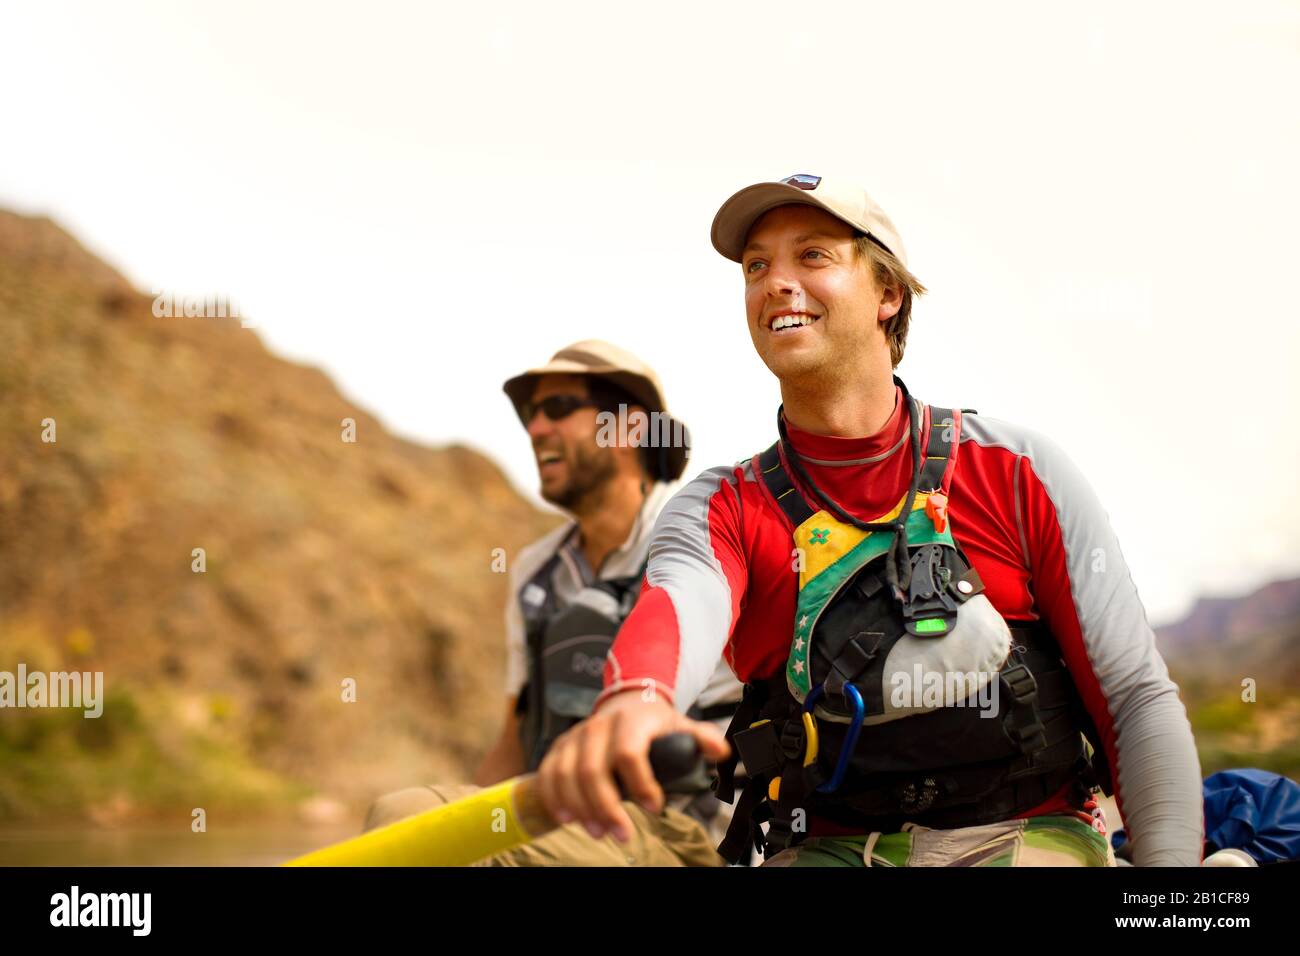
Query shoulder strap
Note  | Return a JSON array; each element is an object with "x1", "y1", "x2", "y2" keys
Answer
[
  {"x1": 918, "y1": 405, "x2": 962, "y2": 494},
  {"x1": 591, "y1": 556, "x2": 649, "y2": 616},
  {"x1": 519, "y1": 551, "x2": 563, "y2": 622},
  {"x1": 755, "y1": 442, "x2": 816, "y2": 529},
  {"x1": 516, "y1": 549, "x2": 564, "y2": 761}
]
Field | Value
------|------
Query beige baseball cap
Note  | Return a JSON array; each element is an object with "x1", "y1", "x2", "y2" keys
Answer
[
  {"x1": 711, "y1": 172, "x2": 908, "y2": 267},
  {"x1": 502, "y1": 339, "x2": 690, "y2": 482}
]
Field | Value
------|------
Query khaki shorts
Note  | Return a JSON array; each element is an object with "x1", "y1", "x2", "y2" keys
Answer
[
  {"x1": 364, "y1": 784, "x2": 725, "y2": 867},
  {"x1": 763, "y1": 813, "x2": 1116, "y2": 867}
]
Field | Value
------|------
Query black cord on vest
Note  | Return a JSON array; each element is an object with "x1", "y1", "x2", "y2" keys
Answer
[{"x1": 774, "y1": 375, "x2": 925, "y2": 596}]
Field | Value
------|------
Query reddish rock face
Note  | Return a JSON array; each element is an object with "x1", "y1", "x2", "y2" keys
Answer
[{"x1": 0, "y1": 210, "x2": 560, "y2": 820}]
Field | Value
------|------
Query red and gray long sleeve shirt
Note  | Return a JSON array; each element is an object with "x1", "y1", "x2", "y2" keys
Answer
[{"x1": 598, "y1": 385, "x2": 1204, "y2": 866}]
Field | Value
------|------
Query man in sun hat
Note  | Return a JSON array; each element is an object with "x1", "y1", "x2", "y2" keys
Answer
[{"x1": 363, "y1": 339, "x2": 743, "y2": 865}]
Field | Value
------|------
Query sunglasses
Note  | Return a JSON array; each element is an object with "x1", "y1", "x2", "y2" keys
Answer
[{"x1": 515, "y1": 394, "x2": 600, "y2": 426}]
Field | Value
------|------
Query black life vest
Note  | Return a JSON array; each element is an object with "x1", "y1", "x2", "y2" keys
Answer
[
  {"x1": 516, "y1": 552, "x2": 646, "y2": 772},
  {"x1": 714, "y1": 377, "x2": 1109, "y2": 863},
  {"x1": 516, "y1": 545, "x2": 742, "y2": 781}
]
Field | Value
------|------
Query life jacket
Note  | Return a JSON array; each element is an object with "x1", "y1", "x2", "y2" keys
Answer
[
  {"x1": 516, "y1": 553, "x2": 645, "y2": 772},
  {"x1": 516, "y1": 551, "x2": 737, "y2": 775},
  {"x1": 714, "y1": 377, "x2": 1109, "y2": 863}
]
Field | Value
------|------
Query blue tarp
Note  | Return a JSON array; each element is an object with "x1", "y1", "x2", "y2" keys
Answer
[{"x1": 1112, "y1": 769, "x2": 1300, "y2": 863}]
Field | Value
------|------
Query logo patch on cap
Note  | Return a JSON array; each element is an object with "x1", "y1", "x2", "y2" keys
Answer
[{"x1": 781, "y1": 173, "x2": 821, "y2": 190}]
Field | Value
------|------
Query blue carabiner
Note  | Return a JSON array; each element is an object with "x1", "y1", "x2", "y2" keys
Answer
[{"x1": 805, "y1": 683, "x2": 865, "y2": 793}]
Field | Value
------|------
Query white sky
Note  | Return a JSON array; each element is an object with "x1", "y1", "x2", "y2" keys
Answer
[{"x1": 3, "y1": 0, "x2": 1297, "y2": 624}]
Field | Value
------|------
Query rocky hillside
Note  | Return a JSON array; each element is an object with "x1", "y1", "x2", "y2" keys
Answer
[
  {"x1": 1156, "y1": 577, "x2": 1300, "y2": 690},
  {"x1": 0, "y1": 210, "x2": 558, "y2": 821},
  {"x1": 1155, "y1": 577, "x2": 1300, "y2": 781}
]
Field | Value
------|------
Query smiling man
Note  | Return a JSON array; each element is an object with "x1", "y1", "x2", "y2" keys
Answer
[
  {"x1": 535, "y1": 174, "x2": 1204, "y2": 867},
  {"x1": 364, "y1": 340, "x2": 741, "y2": 865}
]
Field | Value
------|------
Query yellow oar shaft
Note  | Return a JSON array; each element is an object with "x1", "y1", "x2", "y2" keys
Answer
[
  {"x1": 286, "y1": 776, "x2": 555, "y2": 867},
  {"x1": 285, "y1": 734, "x2": 701, "y2": 866}
]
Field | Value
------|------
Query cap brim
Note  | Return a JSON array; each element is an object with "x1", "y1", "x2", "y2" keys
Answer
[
  {"x1": 711, "y1": 182, "x2": 855, "y2": 263},
  {"x1": 502, "y1": 358, "x2": 606, "y2": 411},
  {"x1": 504, "y1": 365, "x2": 665, "y2": 413}
]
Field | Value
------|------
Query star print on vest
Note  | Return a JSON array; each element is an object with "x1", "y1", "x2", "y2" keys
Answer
[{"x1": 787, "y1": 491, "x2": 952, "y2": 698}]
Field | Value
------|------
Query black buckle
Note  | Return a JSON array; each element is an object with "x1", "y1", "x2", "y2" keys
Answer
[
  {"x1": 1011, "y1": 719, "x2": 1047, "y2": 755},
  {"x1": 902, "y1": 544, "x2": 961, "y2": 634},
  {"x1": 732, "y1": 722, "x2": 783, "y2": 777},
  {"x1": 1002, "y1": 663, "x2": 1038, "y2": 707},
  {"x1": 778, "y1": 719, "x2": 805, "y2": 761},
  {"x1": 825, "y1": 633, "x2": 882, "y2": 699}
]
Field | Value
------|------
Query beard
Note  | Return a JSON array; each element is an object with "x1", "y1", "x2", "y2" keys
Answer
[{"x1": 541, "y1": 440, "x2": 619, "y2": 512}]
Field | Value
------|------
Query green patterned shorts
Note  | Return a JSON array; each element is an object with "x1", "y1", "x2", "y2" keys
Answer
[{"x1": 763, "y1": 813, "x2": 1115, "y2": 867}]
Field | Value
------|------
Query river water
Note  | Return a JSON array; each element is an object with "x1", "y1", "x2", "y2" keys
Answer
[{"x1": 0, "y1": 821, "x2": 361, "y2": 866}]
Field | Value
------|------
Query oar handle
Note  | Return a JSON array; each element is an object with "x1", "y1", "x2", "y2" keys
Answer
[{"x1": 646, "y1": 732, "x2": 704, "y2": 789}]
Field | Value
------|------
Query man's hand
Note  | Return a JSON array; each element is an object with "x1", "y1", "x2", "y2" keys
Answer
[{"x1": 536, "y1": 688, "x2": 730, "y2": 843}]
